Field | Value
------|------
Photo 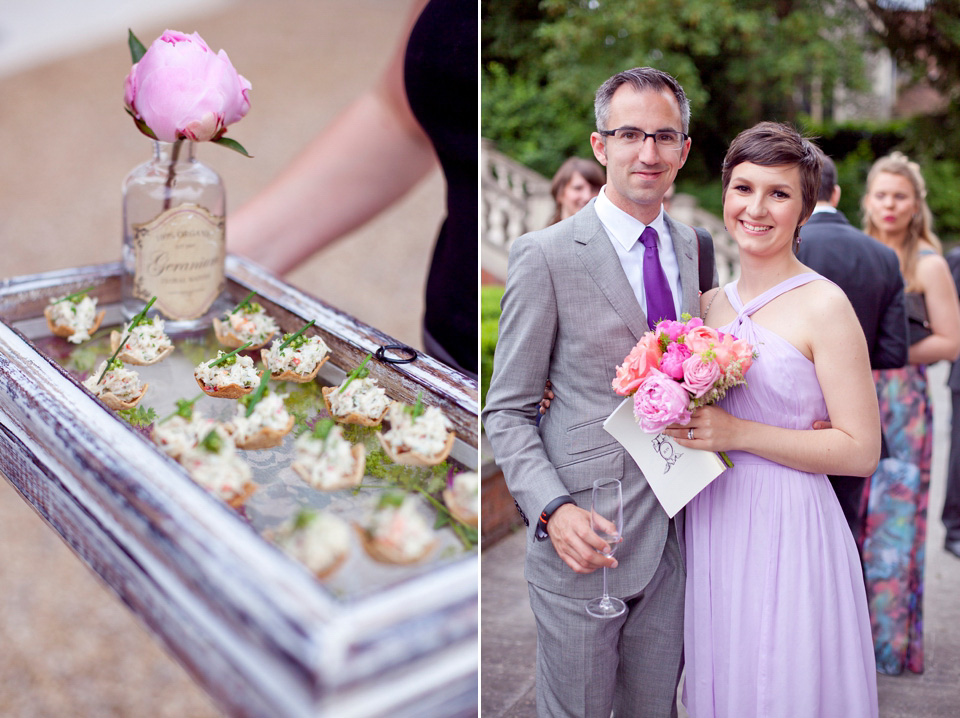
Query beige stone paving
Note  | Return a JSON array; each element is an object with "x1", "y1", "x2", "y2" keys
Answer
[{"x1": 0, "y1": 0, "x2": 446, "y2": 714}]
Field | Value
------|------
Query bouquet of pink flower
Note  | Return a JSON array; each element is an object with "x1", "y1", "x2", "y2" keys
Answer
[{"x1": 612, "y1": 314, "x2": 756, "y2": 434}]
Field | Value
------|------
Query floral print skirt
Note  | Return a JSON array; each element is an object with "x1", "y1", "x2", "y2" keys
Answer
[{"x1": 862, "y1": 365, "x2": 930, "y2": 675}]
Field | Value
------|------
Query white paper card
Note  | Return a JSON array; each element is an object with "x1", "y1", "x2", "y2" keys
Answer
[{"x1": 602, "y1": 398, "x2": 728, "y2": 518}]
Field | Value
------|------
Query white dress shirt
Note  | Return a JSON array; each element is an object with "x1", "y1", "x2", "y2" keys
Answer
[{"x1": 594, "y1": 186, "x2": 681, "y2": 319}]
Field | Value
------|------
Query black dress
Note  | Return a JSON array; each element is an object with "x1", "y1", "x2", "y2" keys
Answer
[{"x1": 404, "y1": 0, "x2": 477, "y2": 376}]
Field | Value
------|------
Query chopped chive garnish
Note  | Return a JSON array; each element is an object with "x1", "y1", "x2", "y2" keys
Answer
[
  {"x1": 98, "y1": 296, "x2": 156, "y2": 384},
  {"x1": 206, "y1": 341, "x2": 254, "y2": 367},
  {"x1": 230, "y1": 290, "x2": 259, "y2": 315},
  {"x1": 277, "y1": 320, "x2": 316, "y2": 352},
  {"x1": 198, "y1": 428, "x2": 224, "y2": 453},
  {"x1": 338, "y1": 353, "x2": 372, "y2": 393},
  {"x1": 241, "y1": 375, "x2": 270, "y2": 417},
  {"x1": 53, "y1": 286, "x2": 96, "y2": 304}
]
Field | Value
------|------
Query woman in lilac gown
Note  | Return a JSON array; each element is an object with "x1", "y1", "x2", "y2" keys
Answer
[{"x1": 667, "y1": 123, "x2": 880, "y2": 716}]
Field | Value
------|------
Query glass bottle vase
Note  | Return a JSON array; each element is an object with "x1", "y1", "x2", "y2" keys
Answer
[{"x1": 121, "y1": 140, "x2": 229, "y2": 333}]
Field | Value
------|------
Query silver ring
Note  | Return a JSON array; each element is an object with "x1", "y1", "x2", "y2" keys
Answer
[{"x1": 687, "y1": 428, "x2": 695, "y2": 440}]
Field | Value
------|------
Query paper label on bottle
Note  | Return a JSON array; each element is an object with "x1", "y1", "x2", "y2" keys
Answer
[{"x1": 132, "y1": 204, "x2": 225, "y2": 320}]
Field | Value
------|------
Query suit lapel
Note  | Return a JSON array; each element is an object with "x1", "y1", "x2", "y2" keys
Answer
[{"x1": 573, "y1": 207, "x2": 650, "y2": 341}]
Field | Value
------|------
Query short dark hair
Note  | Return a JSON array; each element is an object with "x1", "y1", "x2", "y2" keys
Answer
[
  {"x1": 720, "y1": 121, "x2": 822, "y2": 225},
  {"x1": 817, "y1": 150, "x2": 837, "y2": 202},
  {"x1": 594, "y1": 67, "x2": 690, "y2": 134}
]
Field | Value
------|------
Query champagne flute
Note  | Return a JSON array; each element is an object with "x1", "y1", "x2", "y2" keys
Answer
[{"x1": 585, "y1": 478, "x2": 626, "y2": 618}]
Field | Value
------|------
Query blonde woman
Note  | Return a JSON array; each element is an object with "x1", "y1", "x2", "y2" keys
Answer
[{"x1": 860, "y1": 152, "x2": 960, "y2": 675}]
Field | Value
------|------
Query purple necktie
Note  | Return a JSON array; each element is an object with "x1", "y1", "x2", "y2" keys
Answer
[{"x1": 640, "y1": 226, "x2": 676, "y2": 329}]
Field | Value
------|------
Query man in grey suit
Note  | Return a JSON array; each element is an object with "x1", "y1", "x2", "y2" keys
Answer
[
  {"x1": 797, "y1": 152, "x2": 908, "y2": 544},
  {"x1": 483, "y1": 68, "x2": 711, "y2": 717}
]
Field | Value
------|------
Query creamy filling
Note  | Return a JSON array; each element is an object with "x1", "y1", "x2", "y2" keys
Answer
[
  {"x1": 49, "y1": 295, "x2": 99, "y2": 343},
  {"x1": 228, "y1": 393, "x2": 291, "y2": 442},
  {"x1": 264, "y1": 335, "x2": 330, "y2": 375},
  {"x1": 328, "y1": 376, "x2": 391, "y2": 418},
  {"x1": 274, "y1": 511, "x2": 350, "y2": 574},
  {"x1": 364, "y1": 497, "x2": 435, "y2": 559},
  {"x1": 82, "y1": 361, "x2": 143, "y2": 401},
  {"x1": 293, "y1": 424, "x2": 359, "y2": 487},
  {"x1": 194, "y1": 352, "x2": 260, "y2": 389},
  {"x1": 381, "y1": 403, "x2": 452, "y2": 457},
  {"x1": 222, "y1": 308, "x2": 279, "y2": 345},
  {"x1": 119, "y1": 317, "x2": 173, "y2": 362}
]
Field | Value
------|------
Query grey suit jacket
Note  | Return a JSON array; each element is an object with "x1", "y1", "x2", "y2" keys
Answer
[{"x1": 482, "y1": 201, "x2": 705, "y2": 599}]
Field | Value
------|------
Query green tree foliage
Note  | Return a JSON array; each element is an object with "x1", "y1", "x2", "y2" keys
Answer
[
  {"x1": 480, "y1": 285, "x2": 506, "y2": 409},
  {"x1": 482, "y1": 0, "x2": 872, "y2": 180}
]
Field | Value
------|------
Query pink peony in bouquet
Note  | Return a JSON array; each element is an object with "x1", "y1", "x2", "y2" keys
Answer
[{"x1": 612, "y1": 314, "x2": 756, "y2": 434}]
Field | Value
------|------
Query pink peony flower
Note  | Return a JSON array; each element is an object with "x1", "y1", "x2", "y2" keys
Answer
[
  {"x1": 612, "y1": 333, "x2": 663, "y2": 396},
  {"x1": 681, "y1": 354, "x2": 722, "y2": 398},
  {"x1": 684, "y1": 324, "x2": 722, "y2": 354},
  {"x1": 124, "y1": 30, "x2": 251, "y2": 144},
  {"x1": 659, "y1": 342, "x2": 691, "y2": 380},
  {"x1": 655, "y1": 318, "x2": 693, "y2": 342},
  {"x1": 633, "y1": 370, "x2": 691, "y2": 433}
]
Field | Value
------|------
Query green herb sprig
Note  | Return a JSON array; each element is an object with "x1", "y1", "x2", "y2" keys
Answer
[
  {"x1": 159, "y1": 394, "x2": 205, "y2": 424},
  {"x1": 98, "y1": 296, "x2": 156, "y2": 384},
  {"x1": 338, "y1": 353, "x2": 372, "y2": 393},
  {"x1": 277, "y1": 320, "x2": 316, "y2": 353},
  {"x1": 53, "y1": 286, "x2": 96, "y2": 304},
  {"x1": 206, "y1": 341, "x2": 254, "y2": 368},
  {"x1": 403, "y1": 391, "x2": 426, "y2": 420},
  {"x1": 310, "y1": 418, "x2": 336, "y2": 441}
]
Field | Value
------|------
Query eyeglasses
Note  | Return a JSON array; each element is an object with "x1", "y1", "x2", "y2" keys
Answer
[{"x1": 598, "y1": 127, "x2": 688, "y2": 150}]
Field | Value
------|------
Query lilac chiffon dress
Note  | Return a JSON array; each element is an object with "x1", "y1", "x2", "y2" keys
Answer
[{"x1": 683, "y1": 275, "x2": 878, "y2": 717}]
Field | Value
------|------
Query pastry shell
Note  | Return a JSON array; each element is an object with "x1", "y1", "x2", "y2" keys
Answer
[
  {"x1": 226, "y1": 482, "x2": 257, "y2": 509},
  {"x1": 443, "y1": 488, "x2": 479, "y2": 528},
  {"x1": 261, "y1": 348, "x2": 329, "y2": 383},
  {"x1": 376, "y1": 430, "x2": 456, "y2": 468},
  {"x1": 213, "y1": 317, "x2": 275, "y2": 350},
  {"x1": 232, "y1": 414, "x2": 295, "y2": 450},
  {"x1": 44, "y1": 306, "x2": 105, "y2": 340},
  {"x1": 321, "y1": 386, "x2": 391, "y2": 427},
  {"x1": 95, "y1": 383, "x2": 149, "y2": 411},
  {"x1": 291, "y1": 443, "x2": 365, "y2": 491},
  {"x1": 354, "y1": 524, "x2": 437, "y2": 565},
  {"x1": 194, "y1": 373, "x2": 261, "y2": 399},
  {"x1": 109, "y1": 330, "x2": 175, "y2": 365}
]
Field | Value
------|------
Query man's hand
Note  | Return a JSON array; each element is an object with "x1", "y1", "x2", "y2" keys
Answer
[{"x1": 547, "y1": 503, "x2": 618, "y2": 574}]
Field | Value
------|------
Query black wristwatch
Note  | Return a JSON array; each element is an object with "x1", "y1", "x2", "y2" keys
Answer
[{"x1": 535, "y1": 495, "x2": 576, "y2": 541}]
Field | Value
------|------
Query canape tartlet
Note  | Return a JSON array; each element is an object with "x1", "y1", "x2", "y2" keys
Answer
[
  {"x1": 178, "y1": 428, "x2": 255, "y2": 508},
  {"x1": 82, "y1": 358, "x2": 148, "y2": 410},
  {"x1": 260, "y1": 329, "x2": 330, "y2": 383},
  {"x1": 226, "y1": 385, "x2": 295, "y2": 450},
  {"x1": 376, "y1": 397, "x2": 454, "y2": 467},
  {"x1": 443, "y1": 471, "x2": 479, "y2": 527},
  {"x1": 151, "y1": 396, "x2": 227, "y2": 459},
  {"x1": 321, "y1": 354, "x2": 391, "y2": 426},
  {"x1": 213, "y1": 292, "x2": 279, "y2": 350},
  {"x1": 109, "y1": 315, "x2": 174, "y2": 365},
  {"x1": 194, "y1": 348, "x2": 261, "y2": 399},
  {"x1": 270, "y1": 509, "x2": 351, "y2": 579},
  {"x1": 291, "y1": 419, "x2": 365, "y2": 490},
  {"x1": 356, "y1": 494, "x2": 437, "y2": 565},
  {"x1": 44, "y1": 291, "x2": 105, "y2": 344}
]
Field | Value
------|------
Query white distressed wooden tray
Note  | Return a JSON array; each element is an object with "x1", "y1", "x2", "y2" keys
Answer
[{"x1": 0, "y1": 256, "x2": 479, "y2": 718}]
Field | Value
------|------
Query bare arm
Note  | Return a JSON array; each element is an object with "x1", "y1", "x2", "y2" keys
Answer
[
  {"x1": 228, "y1": 0, "x2": 437, "y2": 274},
  {"x1": 672, "y1": 284, "x2": 881, "y2": 477},
  {"x1": 908, "y1": 252, "x2": 960, "y2": 365}
]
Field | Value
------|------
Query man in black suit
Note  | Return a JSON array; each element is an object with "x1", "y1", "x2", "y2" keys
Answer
[
  {"x1": 942, "y1": 248, "x2": 960, "y2": 558},
  {"x1": 797, "y1": 151, "x2": 908, "y2": 543}
]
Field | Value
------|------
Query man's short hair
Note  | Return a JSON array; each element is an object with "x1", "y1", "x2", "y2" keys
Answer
[
  {"x1": 594, "y1": 67, "x2": 690, "y2": 134},
  {"x1": 817, "y1": 151, "x2": 838, "y2": 202}
]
